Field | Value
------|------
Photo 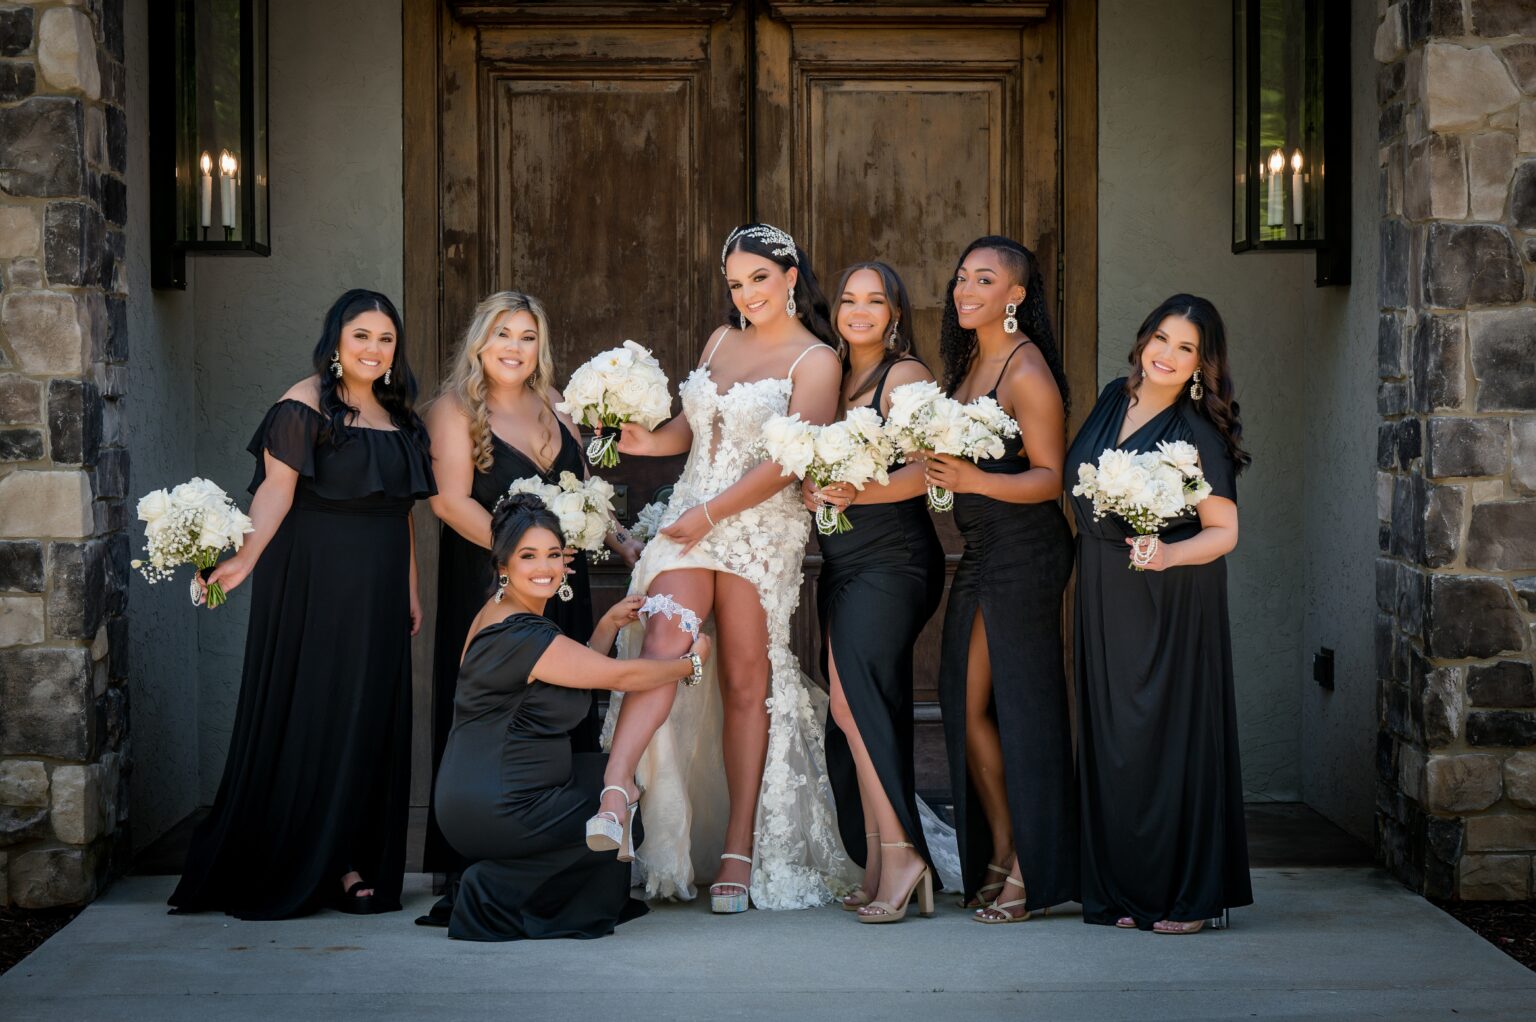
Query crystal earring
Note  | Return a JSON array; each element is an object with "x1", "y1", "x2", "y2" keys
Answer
[
  {"x1": 557, "y1": 577, "x2": 574, "y2": 602},
  {"x1": 493, "y1": 573, "x2": 509, "y2": 604},
  {"x1": 886, "y1": 321, "x2": 899, "y2": 351},
  {"x1": 786, "y1": 288, "x2": 798, "y2": 318},
  {"x1": 383, "y1": 365, "x2": 392, "y2": 385},
  {"x1": 331, "y1": 351, "x2": 343, "y2": 378},
  {"x1": 1189, "y1": 369, "x2": 1204, "y2": 401},
  {"x1": 1003, "y1": 303, "x2": 1019, "y2": 335}
]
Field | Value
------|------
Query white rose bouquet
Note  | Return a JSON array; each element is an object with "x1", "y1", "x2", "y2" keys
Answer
[
  {"x1": 131, "y1": 477, "x2": 254, "y2": 608},
  {"x1": 556, "y1": 340, "x2": 672, "y2": 468},
  {"x1": 1071, "y1": 439, "x2": 1213, "y2": 569},
  {"x1": 502, "y1": 473, "x2": 616, "y2": 561},
  {"x1": 629, "y1": 500, "x2": 668, "y2": 543},
  {"x1": 760, "y1": 407, "x2": 895, "y2": 535},
  {"x1": 885, "y1": 381, "x2": 1021, "y2": 512}
]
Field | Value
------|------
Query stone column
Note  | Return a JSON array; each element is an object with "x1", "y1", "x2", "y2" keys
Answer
[
  {"x1": 0, "y1": 0, "x2": 129, "y2": 908},
  {"x1": 1375, "y1": 0, "x2": 1536, "y2": 899}
]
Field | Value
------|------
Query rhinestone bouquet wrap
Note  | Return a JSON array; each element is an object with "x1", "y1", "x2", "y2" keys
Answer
[{"x1": 1071, "y1": 440, "x2": 1213, "y2": 570}]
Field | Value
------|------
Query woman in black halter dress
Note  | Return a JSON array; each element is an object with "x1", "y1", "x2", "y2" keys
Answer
[
  {"x1": 808, "y1": 262, "x2": 944, "y2": 922},
  {"x1": 924, "y1": 238, "x2": 1077, "y2": 922}
]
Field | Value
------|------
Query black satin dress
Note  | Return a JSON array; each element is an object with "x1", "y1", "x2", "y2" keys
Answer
[
  {"x1": 423, "y1": 425, "x2": 598, "y2": 877},
  {"x1": 169, "y1": 400, "x2": 435, "y2": 919},
  {"x1": 434, "y1": 613, "x2": 648, "y2": 941},
  {"x1": 937, "y1": 343, "x2": 1078, "y2": 912},
  {"x1": 818, "y1": 360, "x2": 945, "y2": 874},
  {"x1": 1066, "y1": 379, "x2": 1252, "y2": 928}
]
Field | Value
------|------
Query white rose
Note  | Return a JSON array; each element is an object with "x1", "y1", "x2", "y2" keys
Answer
[
  {"x1": 1092, "y1": 449, "x2": 1142, "y2": 500},
  {"x1": 813, "y1": 422, "x2": 855, "y2": 465},
  {"x1": 583, "y1": 511, "x2": 608, "y2": 547},
  {"x1": 1157, "y1": 439, "x2": 1202, "y2": 478},
  {"x1": 196, "y1": 506, "x2": 233, "y2": 551},
  {"x1": 137, "y1": 488, "x2": 170, "y2": 524}
]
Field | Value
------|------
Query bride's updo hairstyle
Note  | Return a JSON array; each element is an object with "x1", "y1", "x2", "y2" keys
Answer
[
  {"x1": 720, "y1": 223, "x2": 837, "y2": 349},
  {"x1": 1125, "y1": 294, "x2": 1251, "y2": 475},
  {"x1": 489, "y1": 492, "x2": 566, "y2": 574},
  {"x1": 937, "y1": 235, "x2": 1069, "y2": 415}
]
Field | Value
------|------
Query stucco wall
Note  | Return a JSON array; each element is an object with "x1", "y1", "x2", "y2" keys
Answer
[
  {"x1": 123, "y1": 0, "x2": 202, "y2": 848},
  {"x1": 190, "y1": 0, "x2": 405, "y2": 801},
  {"x1": 1098, "y1": 0, "x2": 1315, "y2": 801},
  {"x1": 1295, "y1": 0, "x2": 1379, "y2": 840}
]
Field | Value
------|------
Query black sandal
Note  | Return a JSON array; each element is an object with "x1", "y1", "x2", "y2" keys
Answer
[{"x1": 334, "y1": 879, "x2": 380, "y2": 915}]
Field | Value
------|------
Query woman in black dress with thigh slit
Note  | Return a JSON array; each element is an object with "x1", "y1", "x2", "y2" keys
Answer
[
  {"x1": 1066, "y1": 294, "x2": 1252, "y2": 934},
  {"x1": 434, "y1": 494, "x2": 708, "y2": 941},
  {"x1": 807, "y1": 262, "x2": 944, "y2": 923},
  {"x1": 169, "y1": 290, "x2": 434, "y2": 919},
  {"x1": 923, "y1": 238, "x2": 1077, "y2": 923}
]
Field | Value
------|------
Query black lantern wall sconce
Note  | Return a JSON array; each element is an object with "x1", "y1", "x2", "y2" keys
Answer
[
  {"x1": 1233, "y1": 0, "x2": 1350, "y2": 285},
  {"x1": 150, "y1": 0, "x2": 270, "y2": 290}
]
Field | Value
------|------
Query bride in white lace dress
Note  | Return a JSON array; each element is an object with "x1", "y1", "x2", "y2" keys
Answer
[{"x1": 594, "y1": 224, "x2": 856, "y2": 911}]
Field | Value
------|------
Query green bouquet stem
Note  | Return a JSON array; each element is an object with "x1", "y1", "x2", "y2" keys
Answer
[{"x1": 194, "y1": 549, "x2": 228, "y2": 608}]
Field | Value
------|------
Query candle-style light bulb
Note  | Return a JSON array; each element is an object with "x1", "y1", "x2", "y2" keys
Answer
[
  {"x1": 198, "y1": 151, "x2": 213, "y2": 229},
  {"x1": 1266, "y1": 149, "x2": 1285, "y2": 229},
  {"x1": 219, "y1": 149, "x2": 238, "y2": 231},
  {"x1": 1291, "y1": 149, "x2": 1305, "y2": 229}
]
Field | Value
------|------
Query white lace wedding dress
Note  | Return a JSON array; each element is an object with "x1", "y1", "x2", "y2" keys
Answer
[{"x1": 601, "y1": 334, "x2": 856, "y2": 910}]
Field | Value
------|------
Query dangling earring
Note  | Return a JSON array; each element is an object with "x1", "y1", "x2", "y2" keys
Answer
[
  {"x1": 557, "y1": 574, "x2": 574, "y2": 602},
  {"x1": 885, "y1": 321, "x2": 899, "y2": 351},
  {"x1": 331, "y1": 351, "x2": 343, "y2": 378},
  {"x1": 785, "y1": 288, "x2": 798, "y2": 318},
  {"x1": 493, "y1": 573, "x2": 509, "y2": 604},
  {"x1": 1003, "y1": 302, "x2": 1019, "y2": 335},
  {"x1": 383, "y1": 365, "x2": 392, "y2": 385},
  {"x1": 1189, "y1": 369, "x2": 1204, "y2": 401}
]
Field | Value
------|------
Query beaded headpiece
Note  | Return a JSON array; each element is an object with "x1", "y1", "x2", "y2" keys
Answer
[{"x1": 720, "y1": 224, "x2": 798, "y2": 273}]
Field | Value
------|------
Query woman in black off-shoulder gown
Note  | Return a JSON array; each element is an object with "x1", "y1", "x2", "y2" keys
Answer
[{"x1": 169, "y1": 290, "x2": 434, "y2": 920}]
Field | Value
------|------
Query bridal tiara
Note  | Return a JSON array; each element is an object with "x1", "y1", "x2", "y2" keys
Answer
[{"x1": 720, "y1": 224, "x2": 798, "y2": 272}]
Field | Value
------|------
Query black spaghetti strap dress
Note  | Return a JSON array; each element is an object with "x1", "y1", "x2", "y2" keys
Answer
[
  {"x1": 818, "y1": 360, "x2": 945, "y2": 873},
  {"x1": 423, "y1": 425, "x2": 598, "y2": 878},
  {"x1": 1066, "y1": 379, "x2": 1252, "y2": 928},
  {"x1": 434, "y1": 613, "x2": 647, "y2": 941},
  {"x1": 168, "y1": 399, "x2": 435, "y2": 919},
  {"x1": 937, "y1": 343, "x2": 1078, "y2": 911}
]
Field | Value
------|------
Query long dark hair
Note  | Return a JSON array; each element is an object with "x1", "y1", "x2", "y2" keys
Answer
[
  {"x1": 721, "y1": 223, "x2": 837, "y2": 349},
  {"x1": 489, "y1": 492, "x2": 566, "y2": 581},
  {"x1": 1125, "y1": 294, "x2": 1251, "y2": 474},
  {"x1": 310, "y1": 289, "x2": 429, "y2": 450},
  {"x1": 831, "y1": 260, "x2": 919, "y2": 404},
  {"x1": 937, "y1": 236, "x2": 1069, "y2": 413}
]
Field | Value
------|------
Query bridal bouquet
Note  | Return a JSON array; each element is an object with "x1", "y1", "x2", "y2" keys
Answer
[
  {"x1": 885, "y1": 380, "x2": 1021, "y2": 512},
  {"x1": 504, "y1": 472, "x2": 616, "y2": 560},
  {"x1": 131, "y1": 477, "x2": 254, "y2": 608},
  {"x1": 1071, "y1": 440, "x2": 1213, "y2": 568},
  {"x1": 556, "y1": 340, "x2": 671, "y2": 468},
  {"x1": 629, "y1": 499, "x2": 668, "y2": 543},
  {"x1": 760, "y1": 407, "x2": 895, "y2": 535}
]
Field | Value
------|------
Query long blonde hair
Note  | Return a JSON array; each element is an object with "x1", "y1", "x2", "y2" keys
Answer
[{"x1": 440, "y1": 291, "x2": 557, "y2": 472}]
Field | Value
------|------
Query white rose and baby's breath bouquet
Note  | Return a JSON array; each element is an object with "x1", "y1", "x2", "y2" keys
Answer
[
  {"x1": 556, "y1": 340, "x2": 672, "y2": 469},
  {"x1": 884, "y1": 380, "x2": 1021, "y2": 512},
  {"x1": 132, "y1": 477, "x2": 254, "y2": 608},
  {"x1": 502, "y1": 472, "x2": 615, "y2": 560},
  {"x1": 760, "y1": 406, "x2": 896, "y2": 535},
  {"x1": 1071, "y1": 440, "x2": 1213, "y2": 569}
]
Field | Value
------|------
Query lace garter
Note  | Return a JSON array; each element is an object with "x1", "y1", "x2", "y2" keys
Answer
[{"x1": 638, "y1": 593, "x2": 701, "y2": 639}]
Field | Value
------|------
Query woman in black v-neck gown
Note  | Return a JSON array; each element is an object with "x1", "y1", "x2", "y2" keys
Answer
[{"x1": 1065, "y1": 294, "x2": 1252, "y2": 932}]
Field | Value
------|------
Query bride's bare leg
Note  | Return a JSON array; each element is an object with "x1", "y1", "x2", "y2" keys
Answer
[
  {"x1": 599, "y1": 569, "x2": 715, "y2": 823},
  {"x1": 712, "y1": 571, "x2": 771, "y2": 892}
]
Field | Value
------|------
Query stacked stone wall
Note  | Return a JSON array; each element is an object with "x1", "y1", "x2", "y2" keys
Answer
[
  {"x1": 0, "y1": 0, "x2": 129, "y2": 907},
  {"x1": 1375, "y1": 0, "x2": 1536, "y2": 899}
]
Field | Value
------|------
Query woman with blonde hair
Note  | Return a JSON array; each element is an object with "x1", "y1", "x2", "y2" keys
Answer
[{"x1": 418, "y1": 291, "x2": 640, "y2": 925}]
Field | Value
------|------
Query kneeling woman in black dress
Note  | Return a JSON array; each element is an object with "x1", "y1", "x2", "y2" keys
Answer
[
  {"x1": 1065, "y1": 294, "x2": 1252, "y2": 934},
  {"x1": 170, "y1": 289, "x2": 434, "y2": 919},
  {"x1": 434, "y1": 494, "x2": 710, "y2": 941}
]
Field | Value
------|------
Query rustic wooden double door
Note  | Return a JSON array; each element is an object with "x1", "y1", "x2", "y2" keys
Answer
[{"x1": 404, "y1": 0, "x2": 1097, "y2": 810}]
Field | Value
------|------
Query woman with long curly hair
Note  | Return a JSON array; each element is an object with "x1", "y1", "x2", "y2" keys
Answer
[
  {"x1": 1066, "y1": 294, "x2": 1252, "y2": 934},
  {"x1": 169, "y1": 289, "x2": 435, "y2": 919},
  {"x1": 927, "y1": 236, "x2": 1078, "y2": 924}
]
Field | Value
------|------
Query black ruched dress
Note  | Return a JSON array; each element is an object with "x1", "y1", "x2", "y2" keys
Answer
[
  {"x1": 818, "y1": 360, "x2": 944, "y2": 873},
  {"x1": 937, "y1": 344, "x2": 1078, "y2": 912},
  {"x1": 169, "y1": 399, "x2": 435, "y2": 919},
  {"x1": 423, "y1": 425, "x2": 597, "y2": 878},
  {"x1": 1066, "y1": 379, "x2": 1252, "y2": 928},
  {"x1": 434, "y1": 613, "x2": 647, "y2": 941}
]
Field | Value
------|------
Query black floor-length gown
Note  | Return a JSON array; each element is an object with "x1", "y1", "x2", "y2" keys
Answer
[
  {"x1": 423, "y1": 425, "x2": 597, "y2": 877},
  {"x1": 819, "y1": 360, "x2": 944, "y2": 873},
  {"x1": 937, "y1": 343, "x2": 1077, "y2": 912},
  {"x1": 1066, "y1": 379, "x2": 1252, "y2": 928},
  {"x1": 169, "y1": 399, "x2": 435, "y2": 919},
  {"x1": 434, "y1": 613, "x2": 647, "y2": 941}
]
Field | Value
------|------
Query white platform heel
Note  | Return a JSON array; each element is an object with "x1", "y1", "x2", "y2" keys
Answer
[
  {"x1": 586, "y1": 784, "x2": 638, "y2": 861},
  {"x1": 710, "y1": 852, "x2": 752, "y2": 914}
]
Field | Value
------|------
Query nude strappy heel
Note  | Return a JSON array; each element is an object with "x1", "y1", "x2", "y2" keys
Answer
[
  {"x1": 855, "y1": 842, "x2": 934, "y2": 924},
  {"x1": 841, "y1": 833, "x2": 880, "y2": 911},
  {"x1": 973, "y1": 874, "x2": 1032, "y2": 923},
  {"x1": 585, "y1": 784, "x2": 638, "y2": 861},
  {"x1": 959, "y1": 861, "x2": 1011, "y2": 908},
  {"x1": 710, "y1": 852, "x2": 752, "y2": 914}
]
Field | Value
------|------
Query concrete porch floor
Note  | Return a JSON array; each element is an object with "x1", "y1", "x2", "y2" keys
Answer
[{"x1": 0, "y1": 868, "x2": 1532, "y2": 1021}]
